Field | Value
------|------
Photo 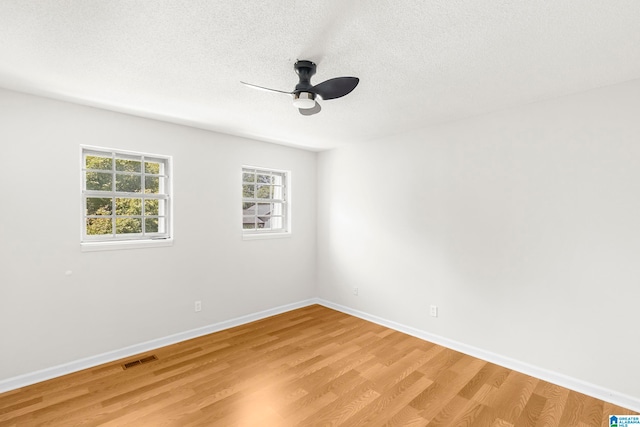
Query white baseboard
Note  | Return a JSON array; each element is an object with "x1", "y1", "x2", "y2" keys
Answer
[
  {"x1": 3, "y1": 297, "x2": 639, "y2": 414},
  {"x1": 0, "y1": 299, "x2": 318, "y2": 394},
  {"x1": 316, "y1": 298, "x2": 640, "y2": 413}
]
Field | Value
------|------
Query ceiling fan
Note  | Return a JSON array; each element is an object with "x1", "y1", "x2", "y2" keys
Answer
[{"x1": 241, "y1": 60, "x2": 359, "y2": 116}]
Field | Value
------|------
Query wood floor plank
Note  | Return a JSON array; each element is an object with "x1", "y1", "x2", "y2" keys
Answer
[
  {"x1": 458, "y1": 362, "x2": 503, "y2": 400},
  {"x1": 515, "y1": 392, "x2": 547, "y2": 427},
  {"x1": 424, "y1": 394, "x2": 471, "y2": 426},
  {"x1": 298, "y1": 380, "x2": 381, "y2": 426},
  {"x1": 534, "y1": 384, "x2": 570, "y2": 427},
  {"x1": 449, "y1": 401, "x2": 494, "y2": 427},
  {"x1": 0, "y1": 305, "x2": 637, "y2": 426},
  {"x1": 381, "y1": 405, "x2": 429, "y2": 427},
  {"x1": 558, "y1": 390, "x2": 586, "y2": 427},
  {"x1": 345, "y1": 370, "x2": 433, "y2": 426},
  {"x1": 579, "y1": 395, "x2": 603, "y2": 427}
]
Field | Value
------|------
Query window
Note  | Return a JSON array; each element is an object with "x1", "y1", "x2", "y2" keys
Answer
[
  {"x1": 82, "y1": 147, "x2": 172, "y2": 247},
  {"x1": 242, "y1": 167, "x2": 289, "y2": 236}
]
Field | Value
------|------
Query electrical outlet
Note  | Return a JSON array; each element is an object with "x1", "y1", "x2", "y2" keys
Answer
[
  {"x1": 195, "y1": 301, "x2": 202, "y2": 312},
  {"x1": 353, "y1": 287, "x2": 359, "y2": 296},
  {"x1": 430, "y1": 305, "x2": 438, "y2": 317}
]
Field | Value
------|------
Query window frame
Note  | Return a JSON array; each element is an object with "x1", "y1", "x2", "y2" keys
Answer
[
  {"x1": 242, "y1": 166, "x2": 291, "y2": 239},
  {"x1": 80, "y1": 145, "x2": 173, "y2": 251}
]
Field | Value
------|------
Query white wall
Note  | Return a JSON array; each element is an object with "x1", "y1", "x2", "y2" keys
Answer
[
  {"x1": 3, "y1": 77, "x2": 640, "y2": 405},
  {"x1": 317, "y1": 79, "x2": 640, "y2": 400},
  {"x1": 0, "y1": 88, "x2": 316, "y2": 381}
]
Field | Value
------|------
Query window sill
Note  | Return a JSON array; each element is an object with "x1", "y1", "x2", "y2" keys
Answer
[
  {"x1": 81, "y1": 239, "x2": 173, "y2": 252},
  {"x1": 242, "y1": 232, "x2": 291, "y2": 241}
]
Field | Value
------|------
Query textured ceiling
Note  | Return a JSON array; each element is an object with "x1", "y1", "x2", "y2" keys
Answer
[{"x1": 1, "y1": 1, "x2": 640, "y2": 150}]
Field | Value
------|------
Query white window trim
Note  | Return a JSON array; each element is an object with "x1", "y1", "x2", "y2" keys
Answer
[
  {"x1": 241, "y1": 165, "x2": 291, "y2": 239},
  {"x1": 242, "y1": 232, "x2": 291, "y2": 241},
  {"x1": 80, "y1": 145, "x2": 174, "y2": 251},
  {"x1": 81, "y1": 238, "x2": 173, "y2": 252}
]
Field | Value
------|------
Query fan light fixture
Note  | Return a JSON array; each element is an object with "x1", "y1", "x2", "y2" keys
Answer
[{"x1": 293, "y1": 92, "x2": 316, "y2": 109}]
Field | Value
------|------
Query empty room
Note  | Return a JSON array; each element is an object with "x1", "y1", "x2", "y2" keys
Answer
[{"x1": 1, "y1": 1, "x2": 639, "y2": 426}]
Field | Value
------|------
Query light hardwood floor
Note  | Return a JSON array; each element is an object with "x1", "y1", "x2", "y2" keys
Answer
[{"x1": 0, "y1": 305, "x2": 637, "y2": 426}]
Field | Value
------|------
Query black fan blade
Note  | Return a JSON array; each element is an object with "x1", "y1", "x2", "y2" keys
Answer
[
  {"x1": 299, "y1": 102, "x2": 321, "y2": 116},
  {"x1": 311, "y1": 77, "x2": 359, "y2": 100},
  {"x1": 240, "y1": 81, "x2": 292, "y2": 95}
]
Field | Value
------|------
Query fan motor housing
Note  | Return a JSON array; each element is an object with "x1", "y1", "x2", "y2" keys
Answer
[{"x1": 294, "y1": 60, "x2": 316, "y2": 92}]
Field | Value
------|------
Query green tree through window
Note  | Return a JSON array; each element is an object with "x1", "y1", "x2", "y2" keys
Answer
[{"x1": 82, "y1": 148, "x2": 171, "y2": 242}]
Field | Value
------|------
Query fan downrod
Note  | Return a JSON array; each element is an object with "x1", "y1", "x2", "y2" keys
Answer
[{"x1": 294, "y1": 60, "x2": 316, "y2": 92}]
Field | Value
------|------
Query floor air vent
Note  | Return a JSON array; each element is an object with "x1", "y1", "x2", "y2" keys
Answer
[{"x1": 122, "y1": 355, "x2": 158, "y2": 370}]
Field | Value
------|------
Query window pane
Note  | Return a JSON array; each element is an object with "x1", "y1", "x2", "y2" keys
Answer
[
  {"x1": 242, "y1": 184, "x2": 255, "y2": 198},
  {"x1": 258, "y1": 208, "x2": 270, "y2": 227},
  {"x1": 145, "y1": 176, "x2": 160, "y2": 193},
  {"x1": 116, "y1": 198, "x2": 142, "y2": 215},
  {"x1": 86, "y1": 198, "x2": 112, "y2": 215},
  {"x1": 86, "y1": 218, "x2": 112, "y2": 235},
  {"x1": 86, "y1": 155, "x2": 112, "y2": 170},
  {"x1": 83, "y1": 147, "x2": 171, "y2": 243},
  {"x1": 145, "y1": 218, "x2": 159, "y2": 233},
  {"x1": 116, "y1": 174, "x2": 142, "y2": 192},
  {"x1": 257, "y1": 174, "x2": 272, "y2": 184},
  {"x1": 270, "y1": 216, "x2": 283, "y2": 229},
  {"x1": 272, "y1": 185, "x2": 284, "y2": 200},
  {"x1": 145, "y1": 161, "x2": 161, "y2": 174},
  {"x1": 116, "y1": 218, "x2": 142, "y2": 234},
  {"x1": 272, "y1": 202, "x2": 283, "y2": 216},
  {"x1": 157, "y1": 217, "x2": 166, "y2": 233},
  {"x1": 145, "y1": 199, "x2": 159, "y2": 216},
  {"x1": 242, "y1": 167, "x2": 287, "y2": 235},
  {"x1": 256, "y1": 184, "x2": 272, "y2": 199},
  {"x1": 116, "y1": 158, "x2": 142, "y2": 172},
  {"x1": 257, "y1": 202, "x2": 271, "y2": 217},
  {"x1": 86, "y1": 172, "x2": 112, "y2": 191}
]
